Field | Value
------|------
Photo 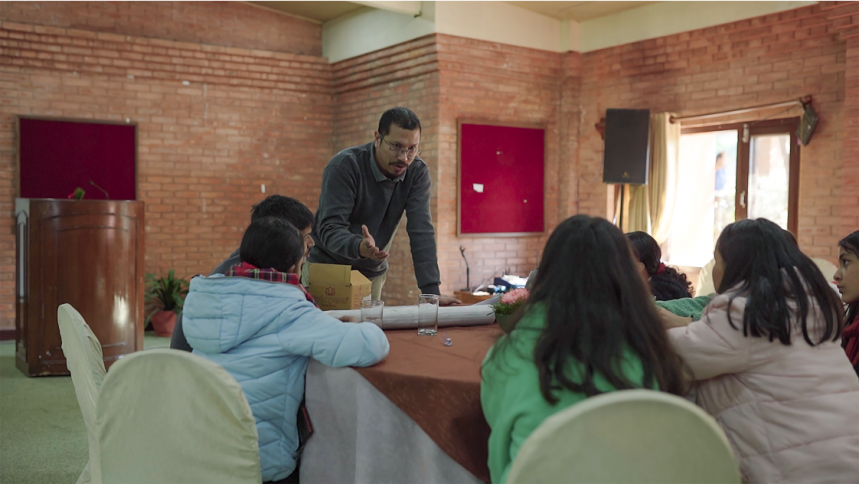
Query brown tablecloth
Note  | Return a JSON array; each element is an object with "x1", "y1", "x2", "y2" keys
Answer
[{"x1": 354, "y1": 325, "x2": 502, "y2": 483}]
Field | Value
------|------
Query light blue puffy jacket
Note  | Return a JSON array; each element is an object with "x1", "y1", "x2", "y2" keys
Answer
[{"x1": 183, "y1": 274, "x2": 390, "y2": 482}]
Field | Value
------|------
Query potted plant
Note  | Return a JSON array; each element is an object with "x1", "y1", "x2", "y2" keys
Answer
[
  {"x1": 145, "y1": 269, "x2": 189, "y2": 337},
  {"x1": 492, "y1": 288, "x2": 529, "y2": 333}
]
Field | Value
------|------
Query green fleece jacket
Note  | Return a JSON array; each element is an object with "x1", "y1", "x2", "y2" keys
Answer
[
  {"x1": 655, "y1": 294, "x2": 715, "y2": 321},
  {"x1": 481, "y1": 305, "x2": 654, "y2": 484}
]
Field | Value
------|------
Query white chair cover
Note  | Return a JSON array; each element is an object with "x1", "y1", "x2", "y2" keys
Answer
[
  {"x1": 697, "y1": 258, "x2": 716, "y2": 296},
  {"x1": 506, "y1": 389, "x2": 740, "y2": 484},
  {"x1": 97, "y1": 349, "x2": 261, "y2": 484},
  {"x1": 58, "y1": 303, "x2": 107, "y2": 484},
  {"x1": 812, "y1": 257, "x2": 838, "y2": 282}
]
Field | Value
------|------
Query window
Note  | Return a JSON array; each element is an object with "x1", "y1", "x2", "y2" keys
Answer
[{"x1": 663, "y1": 118, "x2": 800, "y2": 267}]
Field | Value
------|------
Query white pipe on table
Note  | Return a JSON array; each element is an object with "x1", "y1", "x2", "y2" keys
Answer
[{"x1": 325, "y1": 305, "x2": 496, "y2": 329}]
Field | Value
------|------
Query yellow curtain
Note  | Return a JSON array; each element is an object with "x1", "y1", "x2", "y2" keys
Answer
[
  {"x1": 649, "y1": 113, "x2": 680, "y2": 244},
  {"x1": 623, "y1": 113, "x2": 680, "y2": 243},
  {"x1": 626, "y1": 184, "x2": 650, "y2": 233}
]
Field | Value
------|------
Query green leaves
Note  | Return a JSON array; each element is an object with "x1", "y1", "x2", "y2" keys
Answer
[
  {"x1": 144, "y1": 270, "x2": 190, "y2": 325},
  {"x1": 492, "y1": 299, "x2": 526, "y2": 316}
]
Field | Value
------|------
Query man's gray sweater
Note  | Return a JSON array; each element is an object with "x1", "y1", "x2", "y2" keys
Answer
[{"x1": 309, "y1": 142, "x2": 441, "y2": 295}]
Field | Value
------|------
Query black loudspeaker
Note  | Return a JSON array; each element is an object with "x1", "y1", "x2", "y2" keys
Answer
[{"x1": 603, "y1": 108, "x2": 651, "y2": 185}]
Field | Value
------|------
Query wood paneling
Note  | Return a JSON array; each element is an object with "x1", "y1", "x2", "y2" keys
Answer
[{"x1": 16, "y1": 199, "x2": 144, "y2": 376}]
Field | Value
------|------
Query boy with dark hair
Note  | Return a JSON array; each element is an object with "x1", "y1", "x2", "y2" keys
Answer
[
  {"x1": 170, "y1": 195, "x2": 316, "y2": 352},
  {"x1": 183, "y1": 216, "x2": 389, "y2": 483}
]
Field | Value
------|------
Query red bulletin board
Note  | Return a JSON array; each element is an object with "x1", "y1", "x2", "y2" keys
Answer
[
  {"x1": 17, "y1": 117, "x2": 137, "y2": 200},
  {"x1": 457, "y1": 121, "x2": 545, "y2": 236}
]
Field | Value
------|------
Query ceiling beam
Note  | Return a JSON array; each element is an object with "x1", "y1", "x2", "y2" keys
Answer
[{"x1": 352, "y1": 1, "x2": 422, "y2": 17}]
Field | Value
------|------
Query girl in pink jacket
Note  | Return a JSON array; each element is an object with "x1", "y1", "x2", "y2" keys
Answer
[{"x1": 665, "y1": 219, "x2": 859, "y2": 483}]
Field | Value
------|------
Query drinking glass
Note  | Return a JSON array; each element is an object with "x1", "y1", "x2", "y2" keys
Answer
[
  {"x1": 361, "y1": 298, "x2": 384, "y2": 328},
  {"x1": 417, "y1": 294, "x2": 439, "y2": 336}
]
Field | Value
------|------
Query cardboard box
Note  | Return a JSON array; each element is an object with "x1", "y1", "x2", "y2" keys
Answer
[
  {"x1": 454, "y1": 290, "x2": 494, "y2": 305},
  {"x1": 308, "y1": 263, "x2": 372, "y2": 310}
]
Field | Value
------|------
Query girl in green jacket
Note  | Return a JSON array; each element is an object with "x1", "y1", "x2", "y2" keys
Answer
[{"x1": 481, "y1": 215, "x2": 686, "y2": 484}]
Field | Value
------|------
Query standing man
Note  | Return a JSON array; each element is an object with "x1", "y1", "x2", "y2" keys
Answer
[{"x1": 307, "y1": 107, "x2": 459, "y2": 305}]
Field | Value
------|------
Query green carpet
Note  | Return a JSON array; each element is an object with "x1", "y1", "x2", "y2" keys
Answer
[{"x1": 0, "y1": 333, "x2": 172, "y2": 484}]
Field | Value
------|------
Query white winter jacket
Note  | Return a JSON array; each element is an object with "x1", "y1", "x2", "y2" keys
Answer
[{"x1": 668, "y1": 289, "x2": 859, "y2": 483}]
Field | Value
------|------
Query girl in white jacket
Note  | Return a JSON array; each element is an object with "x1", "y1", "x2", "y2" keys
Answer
[{"x1": 663, "y1": 218, "x2": 859, "y2": 483}]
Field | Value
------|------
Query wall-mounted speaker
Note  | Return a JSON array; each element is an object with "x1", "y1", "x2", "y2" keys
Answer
[{"x1": 603, "y1": 109, "x2": 651, "y2": 185}]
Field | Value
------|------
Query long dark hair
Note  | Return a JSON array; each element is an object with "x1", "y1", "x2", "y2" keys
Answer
[
  {"x1": 627, "y1": 231, "x2": 694, "y2": 300},
  {"x1": 839, "y1": 230, "x2": 859, "y2": 327},
  {"x1": 485, "y1": 215, "x2": 685, "y2": 404},
  {"x1": 716, "y1": 219, "x2": 844, "y2": 346}
]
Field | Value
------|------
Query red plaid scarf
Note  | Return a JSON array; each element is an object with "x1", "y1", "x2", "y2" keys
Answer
[
  {"x1": 843, "y1": 313, "x2": 859, "y2": 369},
  {"x1": 227, "y1": 262, "x2": 316, "y2": 306}
]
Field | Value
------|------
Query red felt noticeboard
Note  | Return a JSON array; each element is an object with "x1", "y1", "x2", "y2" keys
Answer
[
  {"x1": 458, "y1": 122, "x2": 545, "y2": 236},
  {"x1": 17, "y1": 117, "x2": 137, "y2": 200}
]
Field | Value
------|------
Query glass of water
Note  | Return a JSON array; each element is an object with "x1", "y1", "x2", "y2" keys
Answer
[
  {"x1": 417, "y1": 294, "x2": 440, "y2": 336},
  {"x1": 361, "y1": 298, "x2": 384, "y2": 328}
]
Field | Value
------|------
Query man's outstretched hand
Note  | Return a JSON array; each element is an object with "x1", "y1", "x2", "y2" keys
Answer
[{"x1": 359, "y1": 225, "x2": 389, "y2": 261}]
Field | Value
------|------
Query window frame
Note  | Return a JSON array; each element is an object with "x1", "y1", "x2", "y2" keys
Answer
[{"x1": 680, "y1": 117, "x2": 800, "y2": 235}]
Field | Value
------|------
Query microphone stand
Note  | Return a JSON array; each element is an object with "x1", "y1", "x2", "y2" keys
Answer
[
  {"x1": 459, "y1": 246, "x2": 470, "y2": 292},
  {"x1": 89, "y1": 180, "x2": 109, "y2": 200}
]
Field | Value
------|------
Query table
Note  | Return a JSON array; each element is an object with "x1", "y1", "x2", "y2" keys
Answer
[{"x1": 300, "y1": 325, "x2": 502, "y2": 484}]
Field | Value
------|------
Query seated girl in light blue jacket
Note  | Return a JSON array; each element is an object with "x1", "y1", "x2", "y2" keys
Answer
[{"x1": 183, "y1": 216, "x2": 390, "y2": 483}]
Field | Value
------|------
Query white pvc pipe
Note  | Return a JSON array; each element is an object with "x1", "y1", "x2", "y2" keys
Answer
[{"x1": 325, "y1": 305, "x2": 496, "y2": 330}]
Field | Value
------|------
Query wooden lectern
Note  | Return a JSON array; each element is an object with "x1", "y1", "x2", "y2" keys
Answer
[{"x1": 15, "y1": 199, "x2": 145, "y2": 376}]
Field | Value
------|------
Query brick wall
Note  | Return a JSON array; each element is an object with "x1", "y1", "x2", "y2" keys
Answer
[
  {"x1": 844, "y1": 35, "x2": 859, "y2": 235},
  {"x1": 823, "y1": 1, "x2": 859, "y2": 236},
  {"x1": 2, "y1": 2, "x2": 854, "y2": 329},
  {"x1": 0, "y1": 1, "x2": 321, "y2": 56},
  {"x1": 435, "y1": 35, "x2": 580, "y2": 295},
  {"x1": 349, "y1": 3, "x2": 854, "y2": 301},
  {"x1": 0, "y1": 3, "x2": 328, "y2": 330},
  {"x1": 577, "y1": 3, "x2": 851, "y2": 260},
  {"x1": 327, "y1": 35, "x2": 582, "y2": 303}
]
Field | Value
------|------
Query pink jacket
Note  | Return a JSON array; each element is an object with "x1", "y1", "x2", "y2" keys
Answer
[{"x1": 668, "y1": 290, "x2": 859, "y2": 483}]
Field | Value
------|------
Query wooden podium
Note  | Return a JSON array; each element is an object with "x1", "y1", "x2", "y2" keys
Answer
[{"x1": 15, "y1": 199, "x2": 145, "y2": 376}]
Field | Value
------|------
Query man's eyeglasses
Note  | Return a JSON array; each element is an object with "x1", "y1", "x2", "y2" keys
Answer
[{"x1": 381, "y1": 137, "x2": 421, "y2": 159}]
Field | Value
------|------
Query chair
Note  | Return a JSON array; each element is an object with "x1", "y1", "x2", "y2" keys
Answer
[
  {"x1": 811, "y1": 258, "x2": 837, "y2": 282},
  {"x1": 58, "y1": 303, "x2": 107, "y2": 484},
  {"x1": 96, "y1": 349, "x2": 261, "y2": 484},
  {"x1": 506, "y1": 389, "x2": 740, "y2": 484},
  {"x1": 697, "y1": 258, "x2": 716, "y2": 296}
]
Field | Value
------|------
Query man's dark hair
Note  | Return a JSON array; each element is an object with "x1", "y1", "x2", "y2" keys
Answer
[
  {"x1": 250, "y1": 195, "x2": 313, "y2": 231},
  {"x1": 378, "y1": 107, "x2": 421, "y2": 137},
  {"x1": 239, "y1": 217, "x2": 305, "y2": 273}
]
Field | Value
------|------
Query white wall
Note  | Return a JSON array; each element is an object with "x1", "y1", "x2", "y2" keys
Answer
[
  {"x1": 323, "y1": 1, "x2": 577, "y2": 63},
  {"x1": 323, "y1": 3, "x2": 436, "y2": 63},
  {"x1": 323, "y1": 1, "x2": 819, "y2": 63},
  {"x1": 580, "y1": 1, "x2": 817, "y2": 53},
  {"x1": 434, "y1": 1, "x2": 566, "y2": 53}
]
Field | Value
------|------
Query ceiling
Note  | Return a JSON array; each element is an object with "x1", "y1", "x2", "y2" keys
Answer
[
  {"x1": 250, "y1": 1, "x2": 365, "y2": 23},
  {"x1": 249, "y1": 1, "x2": 661, "y2": 24},
  {"x1": 505, "y1": 1, "x2": 659, "y2": 21}
]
